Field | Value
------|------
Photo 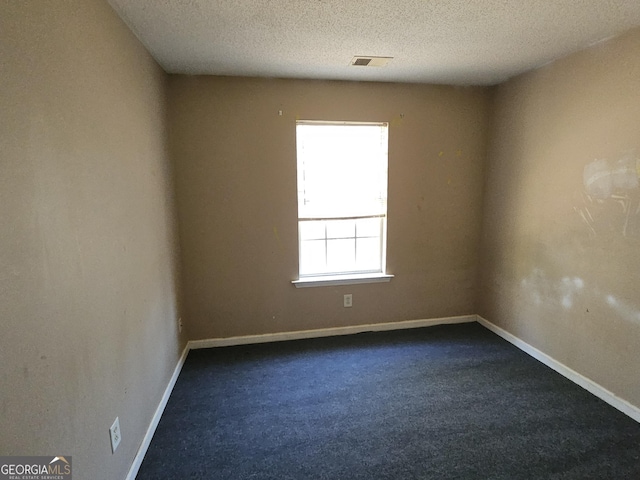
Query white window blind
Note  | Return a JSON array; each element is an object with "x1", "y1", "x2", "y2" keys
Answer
[
  {"x1": 296, "y1": 121, "x2": 389, "y2": 277},
  {"x1": 297, "y1": 122, "x2": 388, "y2": 219}
]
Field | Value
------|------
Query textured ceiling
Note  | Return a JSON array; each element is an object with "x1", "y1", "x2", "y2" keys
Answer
[{"x1": 107, "y1": 0, "x2": 640, "y2": 85}]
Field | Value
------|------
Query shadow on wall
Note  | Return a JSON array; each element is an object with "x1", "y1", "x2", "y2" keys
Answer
[{"x1": 578, "y1": 153, "x2": 640, "y2": 237}]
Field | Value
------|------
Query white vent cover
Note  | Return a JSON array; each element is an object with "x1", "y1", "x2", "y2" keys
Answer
[{"x1": 350, "y1": 56, "x2": 393, "y2": 67}]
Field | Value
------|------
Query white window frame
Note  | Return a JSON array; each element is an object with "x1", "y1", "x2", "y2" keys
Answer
[{"x1": 292, "y1": 120, "x2": 393, "y2": 288}]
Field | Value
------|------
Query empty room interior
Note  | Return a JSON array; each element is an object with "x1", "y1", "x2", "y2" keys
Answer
[{"x1": 2, "y1": 1, "x2": 640, "y2": 479}]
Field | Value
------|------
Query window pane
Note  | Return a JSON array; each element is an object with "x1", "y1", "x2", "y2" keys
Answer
[
  {"x1": 299, "y1": 220, "x2": 325, "y2": 241},
  {"x1": 356, "y1": 217, "x2": 382, "y2": 238},
  {"x1": 300, "y1": 240, "x2": 326, "y2": 275},
  {"x1": 327, "y1": 239, "x2": 355, "y2": 273},
  {"x1": 326, "y1": 219, "x2": 356, "y2": 239},
  {"x1": 356, "y1": 237, "x2": 381, "y2": 271}
]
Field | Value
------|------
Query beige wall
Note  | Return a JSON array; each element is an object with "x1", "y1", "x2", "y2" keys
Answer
[
  {"x1": 169, "y1": 76, "x2": 490, "y2": 339},
  {"x1": 0, "y1": 1, "x2": 185, "y2": 479},
  {"x1": 479, "y1": 28, "x2": 640, "y2": 408},
  {"x1": 4, "y1": 1, "x2": 638, "y2": 476}
]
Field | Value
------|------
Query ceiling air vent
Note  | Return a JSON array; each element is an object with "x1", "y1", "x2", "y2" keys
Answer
[{"x1": 351, "y1": 56, "x2": 393, "y2": 67}]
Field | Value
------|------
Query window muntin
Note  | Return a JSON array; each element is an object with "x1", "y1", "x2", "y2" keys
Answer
[{"x1": 296, "y1": 121, "x2": 389, "y2": 278}]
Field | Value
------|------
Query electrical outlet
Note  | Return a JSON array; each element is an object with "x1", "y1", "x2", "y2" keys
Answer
[
  {"x1": 178, "y1": 317, "x2": 183, "y2": 333},
  {"x1": 109, "y1": 417, "x2": 121, "y2": 453},
  {"x1": 344, "y1": 294, "x2": 353, "y2": 308}
]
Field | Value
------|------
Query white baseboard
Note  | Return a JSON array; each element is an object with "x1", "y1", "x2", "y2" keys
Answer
[
  {"x1": 126, "y1": 343, "x2": 189, "y2": 480},
  {"x1": 476, "y1": 315, "x2": 640, "y2": 423},
  {"x1": 188, "y1": 315, "x2": 476, "y2": 349}
]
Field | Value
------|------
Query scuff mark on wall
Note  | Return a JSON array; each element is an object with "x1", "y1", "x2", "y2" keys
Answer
[
  {"x1": 576, "y1": 153, "x2": 640, "y2": 237},
  {"x1": 559, "y1": 276, "x2": 584, "y2": 309},
  {"x1": 520, "y1": 269, "x2": 584, "y2": 310},
  {"x1": 520, "y1": 268, "x2": 639, "y2": 324},
  {"x1": 520, "y1": 268, "x2": 551, "y2": 306},
  {"x1": 605, "y1": 294, "x2": 640, "y2": 324}
]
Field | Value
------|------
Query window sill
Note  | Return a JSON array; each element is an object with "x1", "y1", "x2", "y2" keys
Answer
[{"x1": 292, "y1": 273, "x2": 394, "y2": 288}]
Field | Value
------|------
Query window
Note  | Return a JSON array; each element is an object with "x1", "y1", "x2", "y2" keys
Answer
[{"x1": 294, "y1": 121, "x2": 392, "y2": 287}]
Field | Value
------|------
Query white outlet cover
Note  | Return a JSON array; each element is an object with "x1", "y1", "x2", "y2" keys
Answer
[
  {"x1": 109, "y1": 417, "x2": 121, "y2": 453},
  {"x1": 344, "y1": 294, "x2": 353, "y2": 308}
]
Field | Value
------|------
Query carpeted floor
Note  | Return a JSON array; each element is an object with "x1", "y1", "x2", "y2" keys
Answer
[{"x1": 136, "y1": 322, "x2": 640, "y2": 479}]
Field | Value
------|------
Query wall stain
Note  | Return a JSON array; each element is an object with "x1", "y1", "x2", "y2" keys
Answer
[{"x1": 390, "y1": 114, "x2": 404, "y2": 127}]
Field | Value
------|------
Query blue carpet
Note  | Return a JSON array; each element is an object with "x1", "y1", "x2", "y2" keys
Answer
[{"x1": 137, "y1": 322, "x2": 640, "y2": 479}]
